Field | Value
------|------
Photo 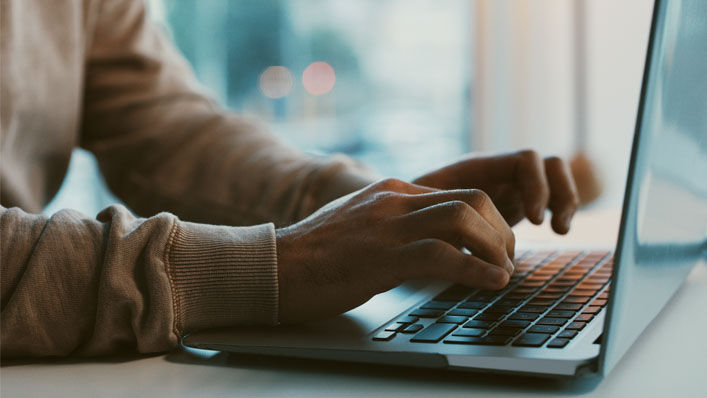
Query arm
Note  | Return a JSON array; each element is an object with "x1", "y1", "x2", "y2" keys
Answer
[
  {"x1": 0, "y1": 205, "x2": 277, "y2": 358},
  {"x1": 80, "y1": 0, "x2": 375, "y2": 228}
]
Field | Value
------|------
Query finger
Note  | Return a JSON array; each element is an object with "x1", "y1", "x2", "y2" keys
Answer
[
  {"x1": 514, "y1": 150, "x2": 550, "y2": 224},
  {"x1": 544, "y1": 157, "x2": 580, "y2": 234},
  {"x1": 398, "y1": 201, "x2": 514, "y2": 273},
  {"x1": 404, "y1": 189, "x2": 515, "y2": 261},
  {"x1": 398, "y1": 239, "x2": 510, "y2": 290},
  {"x1": 369, "y1": 178, "x2": 437, "y2": 195}
]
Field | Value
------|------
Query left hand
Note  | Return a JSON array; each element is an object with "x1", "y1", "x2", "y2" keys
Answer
[{"x1": 412, "y1": 150, "x2": 579, "y2": 234}]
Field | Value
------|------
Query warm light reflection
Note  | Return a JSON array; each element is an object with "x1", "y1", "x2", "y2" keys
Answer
[
  {"x1": 302, "y1": 61, "x2": 336, "y2": 95},
  {"x1": 259, "y1": 66, "x2": 293, "y2": 99}
]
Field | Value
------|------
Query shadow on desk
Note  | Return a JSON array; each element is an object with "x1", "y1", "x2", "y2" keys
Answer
[
  {"x1": 164, "y1": 348, "x2": 603, "y2": 395},
  {"x1": 0, "y1": 352, "x2": 164, "y2": 368}
]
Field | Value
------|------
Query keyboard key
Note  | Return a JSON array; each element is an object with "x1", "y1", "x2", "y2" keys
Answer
[
  {"x1": 409, "y1": 309, "x2": 445, "y2": 318},
  {"x1": 506, "y1": 293, "x2": 531, "y2": 300},
  {"x1": 520, "y1": 281, "x2": 545, "y2": 287},
  {"x1": 448, "y1": 308, "x2": 478, "y2": 317},
  {"x1": 437, "y1": 315, "x2": 468, "y2": 324},
  {"x1": 486, "y1": 305, "x2": 515, "y2": 314},
  {"x1": 508, "y1": 312, "x2": 539, "y2": 321},
  {"x1": 551, "y1": 281, "x2": 575, "y2": 287},
  {"x1": 575, "y1": 314, "x2": 593, "y2": 322},
  {"x1": 459, "y1": 301, "x2": 487, "y2": 309},
  {"x1": 563, "y1": 296, "x2": 590, "y2": 304},
  {"x1": 395, "y1": 315, "x2": 419, "y2": 324},
  {"x1": 528, "y1": 325, "x2": 560, "y2": 334},
  {"x1": 529, "y1": 299, "x2": 554, "y2": 306},
  {"x1": 498, "y1": 299, "x2": 523, "y2": 306},
  {"x1": 555, "y1": 303, "x2": 582, "y2": 311},
  {"x1": 546, "y1": 310, "x2": 575, "y2": 318},
  {"x1": 543, "y1": 287, "x2": 569, "y2": 293},
  {"x1": 499, "y1": 320, "x2": 532, "y2": 328},
  {"x1": 591, "y1": 299, "x2": 607, "y2": 307},
  {"x1": 372, "y1": 330, "x2": 396, "y2": 341},
  {"x1": 384, "y1": 323, "x2": 403, "y2": 332},
  {"x1": 463, "y1": 320, "x2": 492, "y2": 328},
  {"x1": 400, "y1": 323, "x2": 424, "y2": 334},
  {"x1": 555, "y1": 278, "x2": 576, "y2": 283},
  {"x1": 472, "y1": 294, "x2": 497, "y2": 302},
  {"x1": 537, "y1": 317, "x2": 568, "y2": 326},
  {"x1": 547, "y1": 338, "x2": 570, "y2": 348},
  {"x1": 570, "y1": 289, "x2": 596, "y2": 297},
  {"x1": 583, "y1": 306, "x2": 602, "y2": 314},
  {"x1": 444, "y1": 336, "x2": 484, "y2": 344},
  {"x1": 452, "y1": 328, "x2": 486, "y2": 337},
  {"x1": 480, "y1": 335, "x2": 512, "y2": 345},
  {"x1": 565, "y1": 321, "x2": 587, "y2": 330},
  {"x1": 489, "y1": 327, "x2": 523, "y2": 336},
  {"x1": 558, "y1": 330, "x2": 578, "y2": 338},
  {"x1": 520, "y1": 305, "x2": 547, "y2": 313},
  {"x1": 410, "y1": 323, "x2": 458, "y2": 343},
  {"x1": 421, "y1": 300, "x2": 456, "y2": 310},
  {"x1": 512, "y1": 333, "x2": 551, "y2": 347},
  {"x1": 577, "y1": 283, "x2": 604, "y2": 290},
  {"x1": 535, "y1": 293, "x2": 561, "y2": 300},
  {"x1": 475, "y1": 312, "x2": 505, "y2": 321}
]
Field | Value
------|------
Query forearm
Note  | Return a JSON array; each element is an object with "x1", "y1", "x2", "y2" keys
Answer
[{"x1": 0, "y1": 205, "x2": 277, "y2": 358}]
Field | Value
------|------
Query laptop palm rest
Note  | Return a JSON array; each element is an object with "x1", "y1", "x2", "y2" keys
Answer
[{"x1": 183, "y1": 280, "x2": 445, "y2": 348}]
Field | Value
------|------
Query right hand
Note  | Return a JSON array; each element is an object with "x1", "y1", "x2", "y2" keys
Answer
[{"x1": 275, "y1": 178, "x2": 516, "y2": 324}]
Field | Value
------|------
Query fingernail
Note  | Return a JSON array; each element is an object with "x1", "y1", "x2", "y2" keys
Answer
[
  {"x1": 505, "y1": 258, "x2": 515, "y2": 275},
  {"x1": 485, "y1": 266, "x2": 509, "y2": 286},
  {"x1": 532, "y1": 206, "x2": 544, "y2": 224},
  {"x1": 537, "y1": 208, "x2": 546, "y2": 223}
]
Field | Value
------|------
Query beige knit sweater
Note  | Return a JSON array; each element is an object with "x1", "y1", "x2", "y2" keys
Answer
[{"x1": 0, "y1": 0, "x2": 375, "y2": 358}]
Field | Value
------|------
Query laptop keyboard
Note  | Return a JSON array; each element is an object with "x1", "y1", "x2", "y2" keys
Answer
[{"x1": 372, "y1": 250, "x2": 613, "y2": 348}]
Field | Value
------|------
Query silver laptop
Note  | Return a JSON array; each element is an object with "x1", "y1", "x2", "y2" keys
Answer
[{"x1": 183, "y1": 0, "x2": 707, "y2": 378}]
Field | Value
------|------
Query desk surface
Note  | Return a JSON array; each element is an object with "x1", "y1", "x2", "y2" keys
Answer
[{"x1": 2, "y1": 210, "x2": 706, "y2": 397}]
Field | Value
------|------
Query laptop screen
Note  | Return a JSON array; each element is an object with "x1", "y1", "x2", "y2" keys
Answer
[{"x1": 600, "y1": 0, "x2": 707, "y2": 376}]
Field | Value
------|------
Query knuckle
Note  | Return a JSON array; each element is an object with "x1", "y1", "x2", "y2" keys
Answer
[
  {"x1": 490, "y1": 231, "x2": 506, "y2": 253},
  {"x1": 374, "y1": 177, "x2": 405, "y2": 191},
  {"x1": 546, "y1": 155, "x2": 563, "y2": 165},
  {"x1": 371, "y1": 191, "x2": 404, "y2": 210},
  {"x1": 518, "y1": 149, "x2": 540, "y2": 163},
  {"x1": 445, "y1": 200, "x2": 470, "y2": 220},
  {"x1": 468, "y1": 189, "x2": 490, "y2": 209}
]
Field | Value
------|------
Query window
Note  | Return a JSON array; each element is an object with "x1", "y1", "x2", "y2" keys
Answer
[{"x1": 48, "y1": 1, "x2": 650, "y2": 218}]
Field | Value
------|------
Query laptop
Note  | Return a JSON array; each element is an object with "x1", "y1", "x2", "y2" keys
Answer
[{"x1": 183, "y1": 0, "x2": 707, "y2": 378}]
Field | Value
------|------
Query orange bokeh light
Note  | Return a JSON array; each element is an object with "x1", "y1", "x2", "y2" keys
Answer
[{"x1": 302, "y1": 61, "x2": 336, "y2": 96}]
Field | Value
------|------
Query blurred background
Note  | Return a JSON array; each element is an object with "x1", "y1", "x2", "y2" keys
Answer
[{"x1": 45, "y1": 0, "x2": 654, "y2": 222}]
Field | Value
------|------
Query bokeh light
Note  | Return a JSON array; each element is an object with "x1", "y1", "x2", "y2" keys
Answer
[
  {"x1": 259, "y1": 66, "x2": 294, "y2": 99},
  {"x1": 302, "y1": 61, "x2": 336, "y2": 96}
]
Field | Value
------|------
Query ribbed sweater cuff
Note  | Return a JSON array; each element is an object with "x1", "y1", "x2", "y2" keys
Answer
[{"x1": 165, "y1": 221, "x2": 278, "y2": 336}]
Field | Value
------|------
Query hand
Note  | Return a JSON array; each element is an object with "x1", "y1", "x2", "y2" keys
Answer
[
  {"x1": 413, "y1": 150, "x2": 579, "y2": 234},
  {"x1": 276, "y1": 178, "x2": 515, "y2": 323}
]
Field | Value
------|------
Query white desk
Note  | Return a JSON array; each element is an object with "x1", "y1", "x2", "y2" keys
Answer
[{"x1": 3, "y1": 210, "x2": 706, "y2": 397}]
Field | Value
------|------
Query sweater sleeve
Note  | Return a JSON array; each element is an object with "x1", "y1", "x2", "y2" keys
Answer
[
  {"x1": 0, "y1": 205, "x2": 278, "y2": 358},
  {"x1": 79, "y1": 0, "x2": 377, "y2": 228}
]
